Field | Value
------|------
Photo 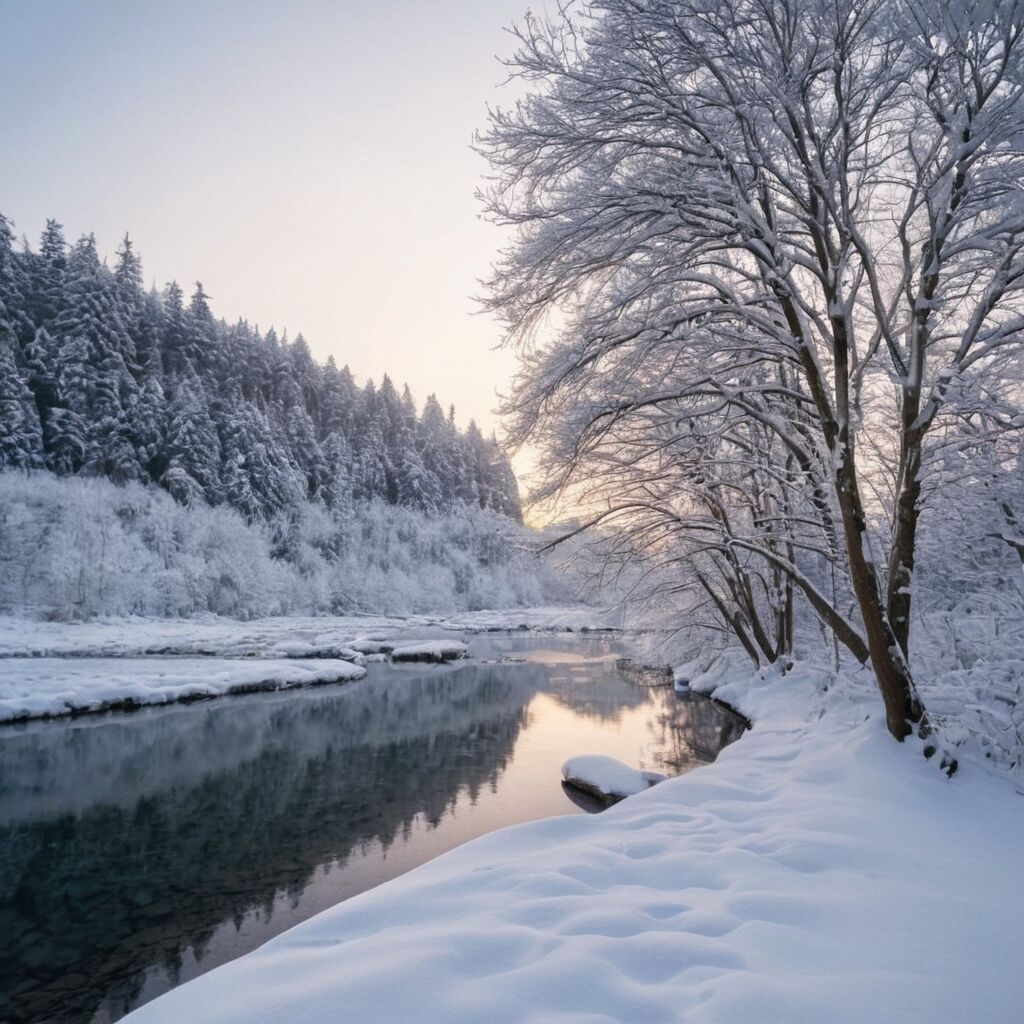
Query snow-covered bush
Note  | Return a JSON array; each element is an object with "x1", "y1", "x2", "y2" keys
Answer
[{"x1": 0, "y1": 471, "x2": 569, "y2": 620}]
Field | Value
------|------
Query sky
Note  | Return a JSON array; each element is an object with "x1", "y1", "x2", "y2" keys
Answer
[{"x1": 0, "y1": 0, "x2": 531, "y2": 442}]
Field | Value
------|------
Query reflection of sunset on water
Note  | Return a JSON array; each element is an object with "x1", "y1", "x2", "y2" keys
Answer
[{"x1": 0, "y1": 636, "x2": 742, "y2": 1023}]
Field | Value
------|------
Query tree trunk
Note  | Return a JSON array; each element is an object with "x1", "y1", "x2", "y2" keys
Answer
[
  {"x1": 835, "y1": 449, "x2": 927, "y2": 740},
  {"x1": 789, "y1": 296, "x2": 931, "y2": 743},
  {"x1": 887, "y1": 394, "x2": 926, "y2": 658}
]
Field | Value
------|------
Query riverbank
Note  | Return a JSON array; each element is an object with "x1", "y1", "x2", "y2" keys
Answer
[
  {"x1": 0, "y1": 607, "x2": 614, "y2": 722},
  {"x1": 121, "y1": 654, "x2": 1023, "y2": 1024}
]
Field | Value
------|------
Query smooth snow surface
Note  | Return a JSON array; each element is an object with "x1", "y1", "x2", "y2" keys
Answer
[
  {"x1": 561, "y1": 754, "x2": 665, "y2": 800},
  {"x1": 0, "y1": 658, "x2": 366, "y2": 722},
  {"x1": 122, "y1": 655, "x2": 1024, "y2": 1024},
  {"x1": 0, "y1": 608, "x2": 610, "y2": 658}
]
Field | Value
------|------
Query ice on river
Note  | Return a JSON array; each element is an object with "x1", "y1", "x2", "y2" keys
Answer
[
  {"x1": 0, "y1": 607, "x2": 612, "y2": 658},
  {"x1": 390, "y1": 641, "x2": 468, "y2": 663},
  {"x1": 0, "y1": 657, "x2": 367, "y2": 722}
]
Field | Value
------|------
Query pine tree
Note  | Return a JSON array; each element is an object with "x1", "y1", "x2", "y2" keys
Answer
[
  {"x1": 161, "y1": 370, "x2": 222, "y2": 505},
  {"x1": 0, "y1": 217, "x2": 45, "y2": 472},
  {"x1": 351, "y1": 380, "x2": 389, "y2": 501},
  {"x1": 50, "y1": 234, "x2": 140, "y2": 480},
  {"x1": 25, "y1": 219, "x2": 67, "y2": 329},
  {"x1": 322, "y1": 429, "x2": 354, "y2": 512},
  {"x1": 0, "y1": 215, "x2": 29, "y2": 340},
  {"x1": 417, "y1": 395, "x2": 456, "y2": 511},
  {"x1": 160, "y1": 281, "x2": 188, "y2": 375},
  {"x1": 0, "y1": 330, "x2": 43, "y2": 469},
  {"x1": 186, "y1": 281, "x2": 218, "y2": 378},
  {"x1": 114, "y1": 234, "x2": 149, "y2": 373},
  {"x1": 132, "y1": 372, "x2": 166, "y2": 481}
]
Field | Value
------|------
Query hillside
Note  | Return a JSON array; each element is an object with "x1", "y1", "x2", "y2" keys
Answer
[{"x1": 0, "y1": 215, "x2": 521, "y2": 521}]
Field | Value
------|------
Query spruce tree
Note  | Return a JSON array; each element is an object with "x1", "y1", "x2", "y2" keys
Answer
[{"x1": 0, "y1": 330, "x2": 43, "y2": 469}]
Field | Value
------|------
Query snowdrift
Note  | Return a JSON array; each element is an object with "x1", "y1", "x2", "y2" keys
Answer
[{"x1": 121, "y1": 658, "x2": 1024, "y2": 1024}]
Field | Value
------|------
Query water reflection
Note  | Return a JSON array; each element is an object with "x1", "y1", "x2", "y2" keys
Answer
[{"x1": 0, "y1": 638, "x2": 744, "y2": 1024}]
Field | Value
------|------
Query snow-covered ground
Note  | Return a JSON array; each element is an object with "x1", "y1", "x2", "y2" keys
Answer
[
  {"x1": 120, "y1": 654, "x2": 1023, "y2": 1024},
  {"x1": 0, "y1": 607, "x2": 612, "y2": 658},
  {"x1": 0, "y1": 657, "x2": 367, "y2": 722},
  {"x1": 0, "y1": 608, "x2": 613, "y2": 722}
]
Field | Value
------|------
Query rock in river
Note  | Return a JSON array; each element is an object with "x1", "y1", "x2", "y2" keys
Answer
[
  {"x1": 390, "y1": 641, "x2": 468, "y2": 664},
  {"x1": 561, "y1": 754, "x2": 667, "y2": 805}
]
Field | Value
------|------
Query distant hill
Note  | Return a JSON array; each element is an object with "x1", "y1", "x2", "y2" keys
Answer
[{"x1": 0, "y1": 214, "x2": 521, "y2": 522}]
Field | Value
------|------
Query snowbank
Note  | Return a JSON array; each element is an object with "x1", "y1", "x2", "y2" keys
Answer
[
  {"x1": 0, "y1": 657, "x2": 366, "y2": 722},
  {"x1": 122, "y1": 657, "x2": 1024, "y2": 1024},
  {"x1": 0, "y1": 608, "x2": 616, "y2": 723},
  {"x1": 561, "y1": 754, "x2": 666, "y2": 802},
  {"x1": 0, "y1": 608, "x2": 610, "y2": 659},
  {"x1": 390, "y1": 641, "x2": 468, "y2": 663}
]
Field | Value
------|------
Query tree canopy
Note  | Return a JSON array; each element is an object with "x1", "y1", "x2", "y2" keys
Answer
[{"x1": 480, "y1": 0, "x2": 1024, "y2": 750}]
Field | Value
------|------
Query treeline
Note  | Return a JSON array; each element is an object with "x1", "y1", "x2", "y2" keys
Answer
[{"x1": 0, "y1": 215, "x2": 521, "y2": 521}]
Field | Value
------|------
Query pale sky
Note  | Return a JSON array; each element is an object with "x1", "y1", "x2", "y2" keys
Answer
[{"x1": 0, "y1": 0, "x2": 530, "y2": 440}]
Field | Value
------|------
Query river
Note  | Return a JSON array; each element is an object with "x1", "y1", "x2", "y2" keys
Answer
[{"x1": 0, "y1": 633, "x2": 745, "y2": 1023}]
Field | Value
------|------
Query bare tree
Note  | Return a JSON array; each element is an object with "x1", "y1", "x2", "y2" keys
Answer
[{"x1": 480, "y1": 0, "x2": 1024, "y2": 750}]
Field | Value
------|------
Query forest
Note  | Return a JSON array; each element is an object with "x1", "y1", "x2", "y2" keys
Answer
[
  {"x1": 479, "y1": 0, "x2": 1024, "y2": 754},
  {"x1": 0, "y1": 214, "x2": 522, "y2": 522}
]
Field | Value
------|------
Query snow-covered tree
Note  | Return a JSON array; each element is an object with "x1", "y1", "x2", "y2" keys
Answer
[
  {"x1": 479, "y1": 0, "x2": 1024, "y2": 748},
  {"x1": 0, "y1": 334, "x2": 43, "y2": 469},
  {"x1": 0, "y1": 214, "x2": 526, "y2": 526}
]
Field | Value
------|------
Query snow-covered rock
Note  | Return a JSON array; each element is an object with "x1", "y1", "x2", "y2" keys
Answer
[
  {"x1": 390, "y1": 641, "x2": 468, "y2": 663},
  {"x1": 349, "y1": 639, "x2": 395, "y2": 655},
  {"x1": 561, "y1": 754, "x2": 667, "y2": 803},
  {"x1": 673, "y1": 657, "x2": 702, "y2": 690},
  {"x1": 267, "y1": 640, "x2": 364, "y2": 661},
  {"x1": 0, "y1": 657, "x2": 367, "y2": 723}
]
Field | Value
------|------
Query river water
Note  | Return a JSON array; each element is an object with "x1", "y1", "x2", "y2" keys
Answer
[{"x1": 0, "y1": 634, "x2": 745, "y2": 1023}]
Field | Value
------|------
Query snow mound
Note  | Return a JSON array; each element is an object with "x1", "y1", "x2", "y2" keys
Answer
[
  {"x1": 390, "y1": 641, "x2": 468, "y2": 663},
  {"x1": 0, "y1": 657, "x2": 367, "y2": 722},
  {"x1": 561, "y1": 754, "x2": 666, "y2": 802},
  {"x1": 349, "y1": 639, "x2": 395, "y2": 655},
  {"x1": 266, "y1": 640, "x2": 364, "y2": 661}
]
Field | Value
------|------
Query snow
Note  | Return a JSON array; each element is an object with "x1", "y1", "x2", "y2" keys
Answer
[
  {"x1": 0, "y1": 657, "x2": 366, "y2": 722},
  {"x1": 390, "y1": 641, "x2": 469, "y2": 663},
  {"x1": 561, "y1": 754, "x2": 666, "y2": 801},
  {"x1": 348, "y1": 639, "x2": 394, "y2": 655},
  {"x1": 121, "y1": 656, "x2": 1024, "y2": 1024},
  {"x1": 0, "y1": 607, "x2": 611, "y2": 659},
  {"x1": 0, "y1": 608, "x2": 608, "y2": 722}
]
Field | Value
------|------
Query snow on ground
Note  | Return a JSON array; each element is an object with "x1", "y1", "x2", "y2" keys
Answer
[
  {"x1": 561, "y1": 754, "x2": 666, "y2": 801},
  {"x1": 0, "y1": 607, "x2": 612, "y2": 658},
  {"x1": 121, "y1": 654, "x2": 1024, "y2": 1024},
  {"x1": 0, "y1": 657, "x2": 367, "y2": 723},
  {"x1": 0, "y1": 607, "x2": 610, "y2": 722}
]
